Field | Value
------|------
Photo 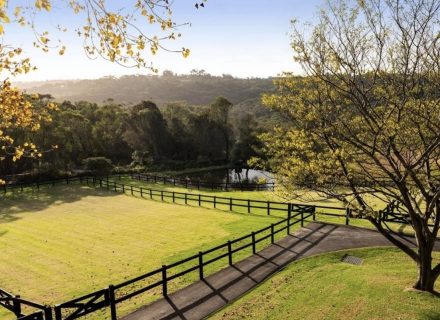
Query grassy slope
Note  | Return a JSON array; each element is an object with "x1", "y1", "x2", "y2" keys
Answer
[
  {"x1": 0, "y1": 184, "x2": 282, "y2": 319},
  {"x1": 212, "y1": 248, "x2": 440, "y2": 320},
  {"x1": 117, "y1": 177, "x2": 416, "y2": 234}
]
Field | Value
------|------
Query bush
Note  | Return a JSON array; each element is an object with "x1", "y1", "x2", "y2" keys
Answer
[{"x1": 82, "y1": 157, "x2": 113, "y2": 176}]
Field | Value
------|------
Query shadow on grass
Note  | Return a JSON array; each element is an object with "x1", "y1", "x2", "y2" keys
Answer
[
  {"x1": 0, "y1": 183, "x2": 121, "y2": 225},
  {"x1": 421, "y1": 311, "x2": 440, "y2": 319}
]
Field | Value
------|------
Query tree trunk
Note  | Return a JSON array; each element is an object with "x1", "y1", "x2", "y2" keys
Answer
[
  {"x1": 414, "y1": 249, "x2": 435, "y2": 292},
  {"x1": 414, "y1": 241, "x2": 437, "y2": 292},
  {"x1": 412, "y1": 216, "x2": 437, "y2": 292}
]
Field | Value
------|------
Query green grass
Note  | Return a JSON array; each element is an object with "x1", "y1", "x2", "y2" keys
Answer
[
  {"x1": 0, "y1": 184, "x2": 283, "y2": 319},
  {"x1": 116, "y1": 176, "x2": 417, "y2": 234},
  {"x1": 211, "y1": 248, "x2": 440, "y2": 320}
]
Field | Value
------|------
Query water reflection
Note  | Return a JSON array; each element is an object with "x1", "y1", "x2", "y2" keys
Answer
[{"x1": 178, "y1": 169, "x2": 275, "y2": 184}]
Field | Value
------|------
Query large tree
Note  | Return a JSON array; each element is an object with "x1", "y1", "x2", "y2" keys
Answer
[{"x1": 261, "y1": 0, "x2": 440, "y2": 292}]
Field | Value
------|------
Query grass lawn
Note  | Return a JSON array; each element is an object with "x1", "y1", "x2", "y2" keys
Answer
[
  {"x1": 0, "y1": 184, "x2": 282, "y2": 319},
  {"x1": 116, "y1": 176, "x2": 416, "y2": 234},
  {"x1": 212, "y1": 248, "x2": 440, "y2": 320}
]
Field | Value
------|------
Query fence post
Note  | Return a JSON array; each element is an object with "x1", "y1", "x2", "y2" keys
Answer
[
  {"x1": 44, "y1": 306, "x2": 53, "y2": 320},
  {"x1": 131, "y1": 186, "x2": 133, "y2": 195},
  {"x1": 162, "y1": 265, "x2": 168, "y2": 297},
  {"x1": 252, "y1": 232, "x2": 256, "y2": 254},
  {"x1": 161, "y1": 190, "x2": 164, "y2": 201},
  {"x1": 227, "y1": 241, "x2": 233, "y2": 265},
  {"x1": 197, "y1": 181, "x2": 200, "y2": 190},
  {"x1": 185, "y1": 193, "x2": 188, "y2": 204},
  {"x1": 122, "y1": 184, "x2": 125, "y2": 193},
  {"x1": 114, "y1": 182, "x2": 117, "y2": 192},
  {"x1": 287, "y1": 204, "x2": 292, "y2": 234},
  {"x1": 213, "y1": 196, "x2": 216, "y2": 208},
  {"x1": 108, "y1": 285, "x2": 117, "y2": 320},
  {"x1": 312, "y1": 206, "x2": 316, "y2": 221},
  {"x1": 198, "y1": 194, "x2": 201, "y2": 206},
  {"x1": 267, "y1": 201, "x2": 270, "y2": 215},
  {"x1": 172, "y1": 191, "x2": 175, "y2": 203},
  {"x1": 140, "y1": 187, "x2": 143, "y2": 197},
  {"x1": 150, "y1": 189, "x2": 153, "y2": 199},
  {"x1": 13, "y1": 295, "x2": 21, "y2": 316},
  {"x1": 271, "y1": 224, "x2": 275, "y2": 243},
  {"x1": 54, "y1": 306, "x2": 62, "y2": 320},
  {"x1": 345, "y1": 208, "x2": 350, "y2": 225},
  {"x1": 211, "y1": 183, "x2": 214, "y2": 191},
  {"x1": 248, "y1": 200, "x2": 251, "y2": 214},
  {"x1": 198, "y1": 251, "x2": 204, "y2": 279},
  {"x1": 229, "y1": 198, "x2": 233, "y2": 211},
  {"x1": 173, "y1": 178, "x2": 176, "y2": 186}
]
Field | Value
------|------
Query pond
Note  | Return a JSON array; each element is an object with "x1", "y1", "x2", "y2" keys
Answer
[{"x1": 177, "y1": 168, "x2": 275, "y2": 185}]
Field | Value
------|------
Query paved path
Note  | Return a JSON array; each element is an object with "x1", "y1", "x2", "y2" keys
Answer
[{"x1": 122, "y1": 222, "x2": 438, "y2": 320}]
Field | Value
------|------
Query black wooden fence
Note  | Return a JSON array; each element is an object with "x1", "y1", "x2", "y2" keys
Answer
[
  {"x1": 83, "y1": 176, "x2": 351, "y2": 220},
  {"x1": 53, "y1": 207, "x2": 314, "y2": 320},
  {"x1": 130, "y1": 173, "x2": 275, "y2": 191},
  {"x1": 0, "y1": 175, "x2": 417, "y2": 320},
  {"x1": 0, "y1": 288, "x2": 52, "y2": 320}
]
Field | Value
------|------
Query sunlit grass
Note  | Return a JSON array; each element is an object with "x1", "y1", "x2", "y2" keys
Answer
[
  {"x1": 0, "y1": 184, "x2": 282, "y2": 319},
  {"x1": 212, "y1": 248, "x2": 440, "y2": 320}
]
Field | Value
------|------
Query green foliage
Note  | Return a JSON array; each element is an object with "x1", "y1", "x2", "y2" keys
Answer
[
  {"x1": 82, "y1": 157, "x2": 113, "y2": 176},
  {"x1": 259, "y1": 0, "x2": 440, "y2": 291}
]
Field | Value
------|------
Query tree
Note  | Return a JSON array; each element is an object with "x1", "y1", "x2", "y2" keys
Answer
[
  {"x1": 209, "y1": 97, "x2": 233, "y2": 161},
  {"x1": 231, "y1": 114, "x2": 262, "y2": 167},
  {"x1": 0, "y1": 85, "x2": 56, "y2": 183},
  {"x1": 0, "y1": 0, "x2": 203, "y2": 179},
  {"x1": 123, "y1": 101, "x2": 172, "y2": 162},
  {"x1": 261, "y1": 0, "x2": 440, "y2": 292}
]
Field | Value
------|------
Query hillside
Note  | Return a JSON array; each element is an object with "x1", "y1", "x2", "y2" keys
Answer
[{"x1": 16, "y1": 74, "x2": 276, "y2": 106}]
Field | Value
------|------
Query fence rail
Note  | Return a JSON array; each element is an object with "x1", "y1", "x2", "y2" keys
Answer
[
  {"x1": 0, "y1": 288, "x2": 52, "y2": 320},
  {"x1": 84, "y1": 176, "x2": 349, "y2": 219},
  {"x1": 130, "y1": 173, "x2": 275, "y2": 191},
  {"x1": 53, "y1": 207, "x2": 314, "y2": 320},
  {"x1": 1, "y1": 175, "x2": 419, "y2": 320}
]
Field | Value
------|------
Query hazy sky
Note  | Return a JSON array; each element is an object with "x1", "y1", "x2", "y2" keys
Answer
[{"x1": 7, "y1": 0, "x2": 323, "y2": 81}]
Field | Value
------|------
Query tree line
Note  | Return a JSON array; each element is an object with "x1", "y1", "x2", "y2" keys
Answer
[{"x1": 1, "y1": 96, "x2": 263, "y2": 179}]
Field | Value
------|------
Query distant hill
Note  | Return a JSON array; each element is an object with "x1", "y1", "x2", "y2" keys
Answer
[
  {"x1": 16, "y1": 73, "x2": 282, "y2": 127},
  {"x1": 16, "y1": 74, "x2": 276, "y2": 106}
]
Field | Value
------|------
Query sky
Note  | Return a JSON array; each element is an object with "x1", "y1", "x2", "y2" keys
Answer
[{"x1": 5, "y1": 0, "x2": 324, "y2": 81}]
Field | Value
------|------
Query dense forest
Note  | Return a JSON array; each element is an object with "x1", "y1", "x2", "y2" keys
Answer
[{"x1": 1, "y1": 91, "x2": 274, "y2": 180}]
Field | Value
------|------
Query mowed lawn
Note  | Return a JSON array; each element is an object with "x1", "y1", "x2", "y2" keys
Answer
[
  {"x1": 117, "y1": 176, "x2": 416, "y2": 234},
  {"x1": 212, "y1": 248, "x2": 440, "y2": 320},
  {"x1": 0, "y1": 184, "x2": 281, "y2": 319}
]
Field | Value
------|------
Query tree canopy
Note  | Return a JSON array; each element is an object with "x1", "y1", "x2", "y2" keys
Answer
[{"x1": 260, "y1": 0, "x2": 440, "y2": 292}]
